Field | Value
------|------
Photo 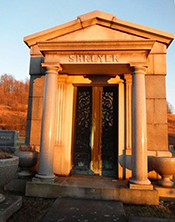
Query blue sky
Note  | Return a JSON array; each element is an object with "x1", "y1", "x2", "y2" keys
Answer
[{"x1": 0, "y1": 0, "x2": 175, "y2": 108}]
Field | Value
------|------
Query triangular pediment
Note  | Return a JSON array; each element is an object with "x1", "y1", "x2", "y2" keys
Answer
[
  {"x1": 24, "y1": 10, "x2": 174, "y2": 47},
  {"x1": 49, "y1": 25, "x2": 142, "y2": 42}
]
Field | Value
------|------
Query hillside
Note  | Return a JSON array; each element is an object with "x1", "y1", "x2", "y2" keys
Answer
[
  {"x1": 168, "y1": 112, "x2": 175, "y2": 147},
  {"x1": 0, "y1": 104, "x2": 28, "y2": 137},
  {"x1": 0, "y1": 74, "x2": 29, "y2": 137}
]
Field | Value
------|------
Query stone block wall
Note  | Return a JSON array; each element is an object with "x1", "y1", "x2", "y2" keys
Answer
[
  {"x1": 146, "y1": 42, "x2": 168, "y2": 152},
  {"x1": 25, "y1": 57, "x2": 45, "y2": 151}
]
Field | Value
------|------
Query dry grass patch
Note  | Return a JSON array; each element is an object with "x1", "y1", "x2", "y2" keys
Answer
[
  {"x1": 7, "y1": 195, "x2": 55, "y2": 222},
  {"x1": 124, "y1": 200, "x2": 175, "y2": 219}
]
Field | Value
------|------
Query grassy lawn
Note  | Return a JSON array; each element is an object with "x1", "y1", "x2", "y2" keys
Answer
[
  {"x1": 7, "y1": 194, "x2": 175, "y2": 221},
  {"x1": 6, "y1": 192, "x2": 175, "y2": 221},
  {"x1": 7, "y1": 194, "x2": 55, "y2": 222},
  {"x1": 124, "y1": 200, "x2": 175, "y2": 219}
]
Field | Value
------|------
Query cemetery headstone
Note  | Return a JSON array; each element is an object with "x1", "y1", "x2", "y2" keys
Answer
[{"x1": 0, "y1": 130, "x2": 18, "y2": 153}]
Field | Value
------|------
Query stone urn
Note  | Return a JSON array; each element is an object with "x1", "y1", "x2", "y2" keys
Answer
[
  {"x1": 0, "y1": 154, "x2": 19, "y2": 203},
  {"x1": 14, "y1": 145, "x2": 38, "y2": 177},
  {"x1": 152, "y1": 156, "x2": 175, "y2": 187}
]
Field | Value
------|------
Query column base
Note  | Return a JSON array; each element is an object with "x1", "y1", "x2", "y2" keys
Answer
[
  {"x1": 34, "y1": 174, "x2": 57, "y2": 183},
  {"x1": 129, "y1": 178, "x2": 153, "y2": 190}
]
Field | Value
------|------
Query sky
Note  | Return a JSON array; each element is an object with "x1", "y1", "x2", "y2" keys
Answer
[{"x1": 0, "y1": 0, "x2": 175, "y2": 109}]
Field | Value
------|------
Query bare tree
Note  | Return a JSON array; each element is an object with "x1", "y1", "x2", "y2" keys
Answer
[
  {"x1": 0, "y1": 74, "x2": 29, "y2": 136},
  {"x1": 167, "y1": 101, "x2": 175, "y2": 114}
]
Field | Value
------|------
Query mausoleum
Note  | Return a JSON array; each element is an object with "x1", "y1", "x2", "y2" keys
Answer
[{"x1": 24, "y1": 11, "x2": 174, "y2": 191}]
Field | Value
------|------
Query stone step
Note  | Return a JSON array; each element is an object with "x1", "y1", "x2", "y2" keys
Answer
[
  {"x1": 42, "y1": 197, "x2": 128, "y2": 222},
  {"x1": 25, "y1": 176, "x2": 159, "y2": 205}
]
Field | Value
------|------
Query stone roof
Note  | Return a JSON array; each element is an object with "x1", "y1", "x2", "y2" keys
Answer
[{"x1": 24, "y1": 10, "x2": 174, "y2": 48}]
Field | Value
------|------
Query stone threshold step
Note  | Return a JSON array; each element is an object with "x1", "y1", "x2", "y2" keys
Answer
[{"x1": 25, "y1": 180, "x2": 159, "y2": 205}]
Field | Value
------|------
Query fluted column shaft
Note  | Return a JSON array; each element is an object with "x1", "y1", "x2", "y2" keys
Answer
[
  {"x1": 55, "y1": 75, "x2": 68, "y2": 145},
  {"x1": 36, "y1": 64, "x2": 61, "y2": 179},
  {"x1": 130, "y1": 66, "x2": 150, "y2": 185},
  {"x1": 124, "y1": 74, "x2": 132, "y2": 150}
]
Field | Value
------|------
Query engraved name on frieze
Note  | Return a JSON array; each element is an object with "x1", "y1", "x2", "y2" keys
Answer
[{"x1": 68, "y1": 54, "x2": 119, "y2": 63}]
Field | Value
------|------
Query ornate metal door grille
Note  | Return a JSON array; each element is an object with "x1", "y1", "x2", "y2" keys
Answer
[
  {"x1": 101, "y1": 87, "x2": 118, "y2": 176},
  {"x1": 72, "y1": 86, "x2": 118, "y2": 176},
  {"x1": 72, "y1": 87, "x2": 92, "y2": 174}
]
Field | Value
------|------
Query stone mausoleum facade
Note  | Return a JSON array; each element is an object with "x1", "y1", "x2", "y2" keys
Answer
[{"x1": 24, "y1": 11, "x2": 174, "y2": 186}]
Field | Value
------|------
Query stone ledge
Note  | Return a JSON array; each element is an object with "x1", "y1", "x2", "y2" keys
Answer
[
  {"x1": 25, "y1": 180, "x2": 159, "y2": 205},
  {"x1": 155, "y1": 185, "x2": 175, "y2": 199},
  {"x1": 129, "y1": 183, "x2": 153, "y2": 190},
  {"x1": 0, "y1": 195, "x2": 22, "y2": 222}
]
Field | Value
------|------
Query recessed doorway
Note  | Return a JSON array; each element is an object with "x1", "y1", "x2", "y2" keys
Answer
[{"x1": 71, "y1": 86, "x2": 118, "y2": 177}]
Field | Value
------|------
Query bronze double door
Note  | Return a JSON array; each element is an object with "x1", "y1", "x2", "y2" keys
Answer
[{"x1": 72, "y1": 86, "x2": 118, "y2": 177}]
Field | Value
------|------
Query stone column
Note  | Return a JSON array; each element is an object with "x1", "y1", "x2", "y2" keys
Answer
[
  {"x1": 35, "y1": 63, "x2": 62, "y2": 180},
  {"x1": 129, "y1": 66, "x2": 151, "y2": 187}
]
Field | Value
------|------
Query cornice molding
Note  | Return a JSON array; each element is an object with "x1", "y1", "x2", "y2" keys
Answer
[
  {"x1": 37, "y1": 40, "x2": 155, "y2": 55},
  {"x1": 24, "y1": 11, "x2": 174, "y2": 48}
]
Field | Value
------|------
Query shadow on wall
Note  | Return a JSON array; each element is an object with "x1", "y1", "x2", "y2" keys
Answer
[{"x1": 118, "y1": 153, "x2": 132, "y2": 179}]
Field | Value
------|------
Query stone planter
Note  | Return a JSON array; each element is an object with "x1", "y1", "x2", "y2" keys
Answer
[
  {"x1": 0, "y1": 155, "x2": 19, "y2": 202},
  {"x1": 0, "y1": 155, "x2": 19, "y2": 189},
  {"x1": 14, "y1": 150, "x2": 38, "y2": 177},
  {"x1": 152, "y1": 156, "x2": 175, "y2": 187}
]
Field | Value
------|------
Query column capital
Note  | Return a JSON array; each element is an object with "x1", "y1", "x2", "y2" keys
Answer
[
  {"x1": 42, "y1": 63, "x2": 62, "y2": 74},
  {"x1": 131, "y1": 66, "x2": 147, "y2": 75},
  {"x1": 124, "y1": 74, "x2": 132, "y2": 83},
  {"x1": 57, "y1": 74, "x2": 68, "y2": 83}
]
